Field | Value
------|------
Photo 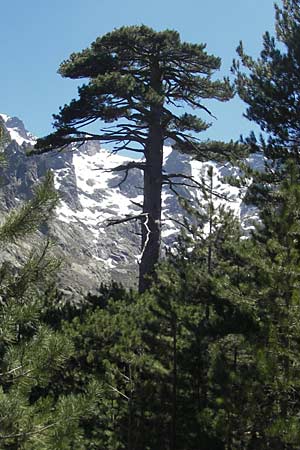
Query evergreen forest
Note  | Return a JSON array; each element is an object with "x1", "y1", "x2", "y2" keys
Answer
[{"x1": 2, "y1": 1, "x2": 300, "y2": 448}]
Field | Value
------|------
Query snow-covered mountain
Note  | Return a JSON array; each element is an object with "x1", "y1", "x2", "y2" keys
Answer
[{"x1": 0, "y1": 114, "x2": 253, "y2": 296}]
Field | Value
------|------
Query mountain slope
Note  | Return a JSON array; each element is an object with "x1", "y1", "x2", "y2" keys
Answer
[{"x1": 0, "y1": 114, "x2": 252, "y2": 296}]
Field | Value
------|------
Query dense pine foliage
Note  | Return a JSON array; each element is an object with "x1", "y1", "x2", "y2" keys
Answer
[{"x1": 21, "y1": 169, "x2": 300, "y2": 449}]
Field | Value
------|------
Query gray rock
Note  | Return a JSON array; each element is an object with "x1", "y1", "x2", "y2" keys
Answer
[{"x1": 0, "y1": 114, "x2": 256, "y2": 299}]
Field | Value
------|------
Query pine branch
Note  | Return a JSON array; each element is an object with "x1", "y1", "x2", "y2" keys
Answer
[
  {"x1": 0, "y1": 172, "x2": 59, "y2": 243},
  {"x1": 0, "y1": 423, "x2": 56, "y2": 441}
]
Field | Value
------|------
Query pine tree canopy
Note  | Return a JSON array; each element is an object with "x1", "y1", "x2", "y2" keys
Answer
[
  {"x1": 34, "y1": 25, "x2": 233, "y2": 156},
  {"x1": 233, "y1": 0, "x2": 300, "y2": 161}
]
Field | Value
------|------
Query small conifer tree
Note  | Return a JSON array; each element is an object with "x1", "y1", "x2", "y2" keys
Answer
[{"x1": 0, "y1": 127, "x2": 100, "y2": 448}]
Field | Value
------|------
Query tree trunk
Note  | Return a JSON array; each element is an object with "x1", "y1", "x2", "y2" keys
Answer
[
  {"x1": 139, "y1": 63, "x2": 163, "y2": 293},
  {"x1": 171, "y1": 316, "x2": 178, "y2": 450}
]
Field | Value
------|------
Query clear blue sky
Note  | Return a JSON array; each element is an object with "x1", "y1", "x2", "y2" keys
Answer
[{"x1": 0, "y1": 0, "x2": 275, "y2": 142}]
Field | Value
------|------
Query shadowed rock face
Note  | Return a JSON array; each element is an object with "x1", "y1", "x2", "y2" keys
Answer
[{"x1": 0, "y1": 114, "x2": 253, "y2": 299}]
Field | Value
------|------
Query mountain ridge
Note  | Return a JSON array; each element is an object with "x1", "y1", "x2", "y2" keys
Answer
[{"x1": 0, "y1": 114, "x2": 253, "y2": 297}]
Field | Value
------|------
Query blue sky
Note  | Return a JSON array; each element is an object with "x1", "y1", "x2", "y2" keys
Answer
[{"x1": 1, "y1": 0, "x2": 275, "y2": 142}]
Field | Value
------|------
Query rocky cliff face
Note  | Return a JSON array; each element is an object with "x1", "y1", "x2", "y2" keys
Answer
[{"x1": 0, "y1": 114, "x2": 252, "y2": 297}]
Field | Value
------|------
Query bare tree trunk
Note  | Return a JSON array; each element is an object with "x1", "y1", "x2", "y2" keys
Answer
[
  {"x1": 171, "y1": 316, "x2": 178, "y2": 450},
  {"x1": 139, "y1": 63, "x2": 163, "y2": 293}
]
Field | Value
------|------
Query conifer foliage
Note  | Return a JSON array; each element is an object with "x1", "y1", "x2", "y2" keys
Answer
[
  {"x1": 233, "y1": 0, "x2": 300, "y2": 163},
  {"x1": 0, "y1": 128, "x2": 99, "y2": 449},
  {"x1": 55, "y1": 169, "x2": 300, "y2": 449},
  {"x1": 34, "y1": 25, "x2": 233, "y2": 292}
]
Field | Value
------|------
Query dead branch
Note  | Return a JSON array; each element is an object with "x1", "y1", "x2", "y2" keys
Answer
[
  {"x1": 108, "y1": 384, "x2": 129, "y2": 401},
  {"x1": 130, "y1": 200, "x2": 143, "y2": 208},
  {"x1": 106, "y1": 214, "x2": 143, "y2": 227},
  {"x1": 104, "y1": 161, "x2": 145, "y2": 187},
  {"x1": 163, "y1": 214, "x2": 193, "y2": 232},
  {"x1": 163, "y1": 172, "x2": 233, "y2": 201},
  {"x1": 109, "y1": 161, "x2": 146, "y2": 173}
]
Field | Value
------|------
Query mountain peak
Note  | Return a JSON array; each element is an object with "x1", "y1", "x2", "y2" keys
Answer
[{"x1": 0, "y1": 113, "x2": 36, "y2": 146}]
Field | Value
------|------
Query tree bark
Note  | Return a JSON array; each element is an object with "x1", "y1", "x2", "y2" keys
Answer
[
  {"x1": 139, "y1": 63, "x2": 163, "y2": 293},
  {"x1": 171, "y1": 316, "x2": 178, "y2": 450}
]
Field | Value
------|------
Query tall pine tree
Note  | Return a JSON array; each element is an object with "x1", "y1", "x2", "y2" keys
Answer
[{"x1": 33, "y1": 25, "x2": 233, "y2": 292}]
